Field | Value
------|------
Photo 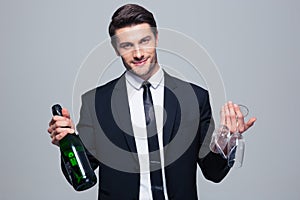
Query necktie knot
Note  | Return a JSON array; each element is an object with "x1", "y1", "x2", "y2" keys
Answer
[{"x1": 142, "y1": 81, "x2": 151, "y2": 90}]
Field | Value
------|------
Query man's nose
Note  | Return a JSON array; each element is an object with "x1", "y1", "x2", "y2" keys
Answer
[{"x1": 133, "y1": 47, "x2": 144, "y2": 59}]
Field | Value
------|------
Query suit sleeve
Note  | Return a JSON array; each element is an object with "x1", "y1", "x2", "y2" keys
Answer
[{"x1": 197, "y1": 90, "x2": 231, "y2": 183}]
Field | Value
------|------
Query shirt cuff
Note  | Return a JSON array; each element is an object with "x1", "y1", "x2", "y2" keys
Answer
[{"x1": 210, "y1": 134, "x2": 237, "y2": 167}]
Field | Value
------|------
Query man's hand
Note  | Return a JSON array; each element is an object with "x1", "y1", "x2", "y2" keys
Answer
[
  {"x1": 47, "y1": 108, "x2": 75, "y2": 146},
  {"x1": 220, "y1": 101, "x2": 256, "y2": 134}
]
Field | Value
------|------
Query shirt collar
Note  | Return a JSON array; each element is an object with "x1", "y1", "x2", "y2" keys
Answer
[{"x1": 125, "y1": 67, "x2": 164, "y2": 90}]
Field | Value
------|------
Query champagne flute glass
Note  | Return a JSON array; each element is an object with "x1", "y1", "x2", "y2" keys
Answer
[
  {"x1": 227, "y1": 104, "x2": 249, "y2": 168},
  {"x1": 210, "y1": 125, "x2": 230, "y2": 159},
  {"x1": 238, "y1": 104, "x2": 249, "y2": 118}
]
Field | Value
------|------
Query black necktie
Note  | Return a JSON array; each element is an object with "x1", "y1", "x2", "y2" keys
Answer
[{"x1": 142, "y1": 81, "x2": 165, "y2": 200}]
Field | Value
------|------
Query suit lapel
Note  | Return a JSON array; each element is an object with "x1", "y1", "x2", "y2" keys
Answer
[
  {"x1": 111, "y1": 74, "x2": 138, "y2": 154},
  {"x1": 163, "y1": 72, "x2": 180, "y2": 146}
]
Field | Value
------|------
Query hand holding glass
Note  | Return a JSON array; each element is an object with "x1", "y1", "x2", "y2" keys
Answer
[{"x1": 211, "y1": 104, "x2": 249, "y2": 168}]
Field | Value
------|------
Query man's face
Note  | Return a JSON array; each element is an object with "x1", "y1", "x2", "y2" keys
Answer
[{"x1": 114, "y1": 23, "x2": 159, "y2": 80}]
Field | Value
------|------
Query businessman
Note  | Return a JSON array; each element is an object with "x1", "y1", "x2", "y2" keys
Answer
[{"x1": 48, "y1": 4, "x2": 256, "y2": 200}]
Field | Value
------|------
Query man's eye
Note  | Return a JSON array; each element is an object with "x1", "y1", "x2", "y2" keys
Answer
[
  {"x1": 120, "y1": 43, "x2": 132, "y2": 49},
  {"x1": 141, "y1": 38, "x2": 150, "y2": 44}
]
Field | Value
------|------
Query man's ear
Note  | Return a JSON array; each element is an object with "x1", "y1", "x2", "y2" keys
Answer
[{"x1": 155, "y1": 32, "x2": 159, "y2": 47}]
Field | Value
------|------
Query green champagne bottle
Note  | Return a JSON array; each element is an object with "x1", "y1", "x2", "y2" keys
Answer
[{"x1": 52, "y1": 104, "x2": 97, "y2": 191}]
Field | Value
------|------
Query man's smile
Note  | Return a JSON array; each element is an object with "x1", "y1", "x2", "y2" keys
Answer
[{"x1": 132, "y1": 57, "x2": 148, "y2": 66}]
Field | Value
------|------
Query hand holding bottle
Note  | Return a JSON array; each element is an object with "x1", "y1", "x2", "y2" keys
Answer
[
  {"x1": 48, "y1": 106, "x2": 75, "y2": 146},
  {"x1": 48, "y1": 104, "x2": 97, "y2": 191}
]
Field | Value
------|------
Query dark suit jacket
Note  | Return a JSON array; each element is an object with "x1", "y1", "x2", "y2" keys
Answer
[{"x1": 62, "y1": 71, "x2": 230, "y2": 200}]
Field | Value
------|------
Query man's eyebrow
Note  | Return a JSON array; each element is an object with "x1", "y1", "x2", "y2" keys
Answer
[
  {"x1": 140, "y1": 36, "x2": 152, "y2": 41},
  {"x1": 119, "y1": 41, "x2": 133, "y2": 46}
]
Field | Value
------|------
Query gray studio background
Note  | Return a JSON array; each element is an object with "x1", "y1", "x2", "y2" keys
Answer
[{"x1": 1, "y1": 0, "x2": 299, "y2": 199}]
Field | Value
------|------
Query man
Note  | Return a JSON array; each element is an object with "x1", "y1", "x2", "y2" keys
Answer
[{"x1": 48, "y1": 4, "x2": 256, "y2": 200}]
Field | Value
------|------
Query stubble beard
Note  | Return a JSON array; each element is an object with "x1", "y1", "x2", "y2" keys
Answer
[{"x1": 122, "y1": 53, "x2": 159, "y2": 80}]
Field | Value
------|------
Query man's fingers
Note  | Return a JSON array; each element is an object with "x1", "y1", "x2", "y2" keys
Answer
[
  {"x1": 62, "y1": 108, "x2": 71, "y2": 118},
  {"x1": 228, "y1": 101, "x2": 237, "y2": 132},
  {"x1": 54, "y1": 120, "x2": 72, "y2": 129},
  {"x1": 245, "y1": 117, "x2": 257, "y2": 131},
  {"x1": 224, "y1": 103, "x2": 231, "y2": 128},
  {"x1": 48, "y1": 117, "x2": 56, "y2": 127},
  {"x1": 51, "y1": 127, "x2": 75, "y2": 141},
  {"x1": 50, "y1": 116, "x2": 73, "y2": 128},
  {"x1": 48, "y1": 107, "x2": 74, "y2": 146},
  {"x1": 47, "y1": 126, "x2": 53, "y2": 134},
  {"x1": 55, "y1": 127, "x2": 75, "y2": 135},
  {"x1": 51, "y1": 130, "x2": 69, "y2": 146},
  {"x1": 220, "y1": 106, "x2": 226, "y2": 125},
  {"x1": 51, "y1": 137, "x2": 59, "y2": 146},
  {"x1": 233, "y1": 104, "x2": 245, "y2": 133},
  {"x1": 220, "y1": 101, "x2": 257, "y2": 134},
  {"x1": 55, "y1": 130, "x2": 69, "y2": 140},
  {"x1": 52, "y1": 115, "x2": 68, "y2": 121}
]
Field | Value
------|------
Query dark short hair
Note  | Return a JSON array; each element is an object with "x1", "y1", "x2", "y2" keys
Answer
[{"x1": 108, "y1": 4, "x2": 157, "y2": 47}]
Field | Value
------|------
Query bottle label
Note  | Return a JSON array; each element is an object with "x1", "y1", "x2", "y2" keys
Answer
[{"x1": 68, "y1": 152, "x2": 78, "y2": 166}]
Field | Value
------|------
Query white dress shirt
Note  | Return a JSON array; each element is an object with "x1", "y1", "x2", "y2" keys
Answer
[{"x1": 125, "y1": 67, "x2": 169, "y2": 200}]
